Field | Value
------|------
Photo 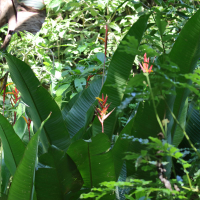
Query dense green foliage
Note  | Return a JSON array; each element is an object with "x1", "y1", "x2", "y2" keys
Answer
[{"x1": 1, "y1": 0, "x2": 200, "y2": 199}]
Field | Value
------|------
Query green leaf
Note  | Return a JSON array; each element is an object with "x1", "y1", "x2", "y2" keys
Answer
[
  {"x1": 90, "y1": 8, "x2": 98, "y2": 16},
  {"x1": 112, "y1": 116, "x2": 135, "y2": 179},
  {"x1": 155, "y1": 11, "x2": 167, "y2": 36},
  {"x1": 5, "y1": 53, "x2": 70, "y2": 151},
  {"x1": 35, "y1": 146, "x2": 83, "y2": 199},
  {"x1": 47, "y1": 0, "x2": 62, "y2": 8},
  {"x1": 122, "y1": 101, "x2": 166, "y2": 178},
  {"x1": 92, "y1": 14, "x2": 150, "y2": 139},
  {"x1": 138, "y1": 44, "x2": 159, "y2": 57},
  {"x1": 74, "y1": 78, "x2": 86, "y2": 92},
  {"x1": 56, "y1": 84, "x2": 70, "y2": 96},
  {"x1": 7, "y1": 114, "x2": 50, "y2": 200},
  {"x1": 67, "y1": 133, "x2": 116, "y2": 188},
  {"x1": 62, "y1": 78, "x2": 102, "y2": 137},
  {"x1": 0, "y1": 113, "x2": 25, "y2": 175},
  {"x1": 97, "y1": 52, "x2": 105, "y2": 63},
  {"x1": 180, "y1": 99, "x2": 200, "y2": 148},
  {"x1": 13, "y1": 116, "x2": 27, "y2": 138},
  {"x1": 176, "y1": 11, "x2": 189, "y2": 19},
  {"x1": 169, "y1": 10, "x2": 200, "y2": 140},
  {"x1": 71, "y1": 105, "x2": 95, "y2": 142}
]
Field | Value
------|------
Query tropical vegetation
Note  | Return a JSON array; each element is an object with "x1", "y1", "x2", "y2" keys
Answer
[{"x1": 0, "y1": 0, "x2": 200, "y2": 199}]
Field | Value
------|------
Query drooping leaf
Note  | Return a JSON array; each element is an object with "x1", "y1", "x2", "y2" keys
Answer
[{"x1": 5, "y1": 53, "x2": 70, "y2": 151}]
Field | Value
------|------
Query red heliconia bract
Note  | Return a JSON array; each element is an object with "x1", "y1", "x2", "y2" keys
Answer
[{"x1": 95, "y1": 94, "x2": 115, "y2": 133}]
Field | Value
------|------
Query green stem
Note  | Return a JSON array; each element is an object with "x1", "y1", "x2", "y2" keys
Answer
[
  {"x1": 185, "y1": 169, "x2": 193, "y2": 190},
  {"x1": 145, "y1": 73, "x2": 165, "y2": 136}
]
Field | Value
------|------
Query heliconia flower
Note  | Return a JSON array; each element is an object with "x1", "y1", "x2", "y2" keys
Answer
[
  {"x1": 95, "y1": 94, "x2": 115, "y2": 133},
  {"x1": 22, "y1": 116, "x2": 32, "y2": 141},
  {"x1": 139, "y1": 53, "x2": 153, "y2": 73},
  {"x1": 6, "y1": 86, "x2": 21, "y2": 105},
  {"x1": 6, "y1": 86, "x2": 21, "y2": 125}
]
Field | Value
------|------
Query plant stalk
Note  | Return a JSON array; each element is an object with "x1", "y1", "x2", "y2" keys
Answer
[{"x1": 145, "y1": 73, "x2": 165, "y2": 136}]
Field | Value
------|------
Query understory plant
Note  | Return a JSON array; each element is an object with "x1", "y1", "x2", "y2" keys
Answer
[{"x1": 1, "y1": 2, "x2": 200, "y2": 200}]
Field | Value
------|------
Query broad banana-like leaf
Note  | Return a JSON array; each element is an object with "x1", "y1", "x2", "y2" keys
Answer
[
  {"x1": 170, "y1": 9, "x2": 200, "y2": 140},
  {"x1": 7, "y1": 114, "x2": 49, "y2": 200},
  {"x1": 112, "y1": 115, "x2": 135, "y2": 179},
  {"x1": 118, "y1": 101, "x2": 166, "y2": 178},
  {"x1": 5, "y1": 53, "x2": 70, "y2": 151},
  {"x1": 62, "y1": 78, "x2": 102, "y2": 137},
  {"x1": 71, "y1": 104, "x2": 95, "y2": 143},
  {"x1": 0, "y1": 113, "x2": 25, "y2": 175},
  {"x1": 62, "y1": 92, "x2": 82, "y2": 114},
  {"x1": 35, "y1": 146, "x2": 83, "y2": 200},
  {"x1": 180, "y1": 100, "x2": 200, "y2": 148},
  {"x1": 67, "y1": 133, "x2": 116, "y2": 188},
  {"x1": 92, "y1": 14, "x2": 150, "y2": 139}
]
